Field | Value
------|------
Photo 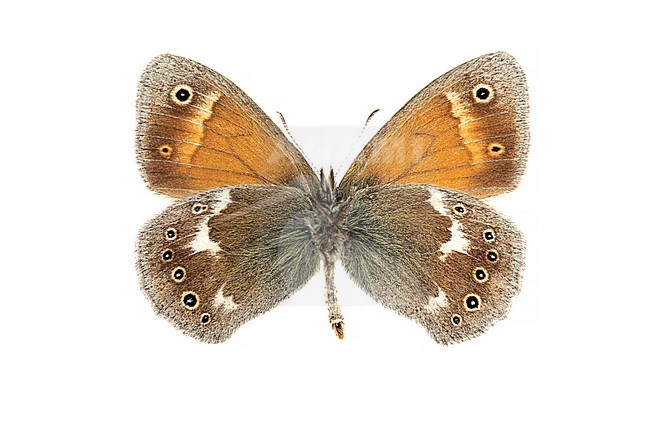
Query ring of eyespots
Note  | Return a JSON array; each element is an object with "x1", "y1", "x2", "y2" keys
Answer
[
  {"x1": 171, "y1": 84, "x2": 193, "y2": 105},
  {"x1": 171, "y1": 266, "x2": 187, "y2": 283},
  {"x1": 200, "y1": 313, "x2": 211, "y2": 324},
  {"x1": 463, "y1": 293, "x2": 482, "y2": 312},
  {"x1": 165, "y1": 228, "x2": 177, "y2": 241},
  {"x1": 161, "y1": 249, "x2": 174, "y2": 262},
  {"x1": 472, "y1": 84, "x2": 494, "y2": 103},
  {"x1": 488, "y1": 143, "x2": 505, "y2": 156},
  {"x1": 451, "y1": 314, "x2": 462, "y2": 326},
  {"x1": 453, "y1": 204, "x2": 467, "y2": 216},
  {"x1": 181, "y1": 291, "x2": 199, "y2": 310},
  {"x1": 191, "y1": 203, "x2": 209, "y2": 215},
  {"x1": 486, "y1": 250, "x2": 499, "y2": 263},
  {"x1": 483, "y1": 229, "x2": 496, "y2": 242},
  {"x1": 159, "y1": 145, "x2": 173, "y2": 157},
  {"x1": 473, "y1": 267, "x2": 488, "y2": 283}
]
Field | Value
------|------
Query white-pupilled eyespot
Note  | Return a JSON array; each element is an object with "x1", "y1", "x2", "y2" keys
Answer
[
  {"x1": 200, "y1": 313, "x2": 211, "y2": 324},
  {"x1": 165, "y1": 228, "x2": 177, "y2": 240},
  {"x1": 473, "y1": 267, "x2": 488, "y2": 283},
  {"x1": 171, "y1": 266, "x2": 186, "y2": 283},
  {"x1": 483, "y1": 229, "x2": 496, "y2": 243},
  {"x1": 181, "y1": 291, "x2": 199, "y2": 310},
  {"x1": 451, "y1": 314, "x2": 462, "y2": 326},
  {"x1": 472, "y1": 84, "x2": 495, "y2": 103},
  {"x1": 161, "y1": 249, "x2": 174, "y2": 262},
  {"x1": 486, "y1": 250, "x2": 499, "y2": 262},
  {"x1": 463, "y1": 294, "x2": 482, "y2": 312},
  {"x1": 171, "y1": 85, "x2": 193, "y2": 105},
  {"x1": 191, "y1": 203, "x2": 208, "y2": 215}
]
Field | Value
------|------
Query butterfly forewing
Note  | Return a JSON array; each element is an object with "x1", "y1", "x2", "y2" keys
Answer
[
  {"x1": 340, "y1": 185, "x2": 524, "y2": 344},
  {"x1": 136, "y1": 54, "x2": 319, "y2": 197},
  {"x1": 136, "y1": 185, "x2": 320, "y2": 343},
  {"x1": 339, "y1": 52, "x2": 529, "y2": 198}
]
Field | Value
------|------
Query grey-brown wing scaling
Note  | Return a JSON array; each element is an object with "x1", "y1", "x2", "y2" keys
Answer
[
  {"x1": 340, "y1": 184, "x2": 524, "y2": 344},
  {"x1": 136, "y1": 185, "x2": 320, "y2": 343}
]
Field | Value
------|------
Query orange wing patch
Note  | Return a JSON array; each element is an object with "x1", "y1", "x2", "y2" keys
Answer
[
  {"x1": 137, "y1": 55, "x2": 318, "y2": 198},
  {"x1": 339, "y1": 52, "x2": 529, "y2": 198},
  {"x1": 397, "y1": 90, "x2": 520, "y2": 191}
]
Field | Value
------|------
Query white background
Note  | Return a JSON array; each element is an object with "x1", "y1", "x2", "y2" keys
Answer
[{"x1": 1, "y1": 1, "x2": 647, "y2": 431}]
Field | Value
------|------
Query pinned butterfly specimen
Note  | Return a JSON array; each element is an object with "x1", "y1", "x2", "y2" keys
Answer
[{"x1": 135, "y1": 52, "x2": 529, "y2": 344}]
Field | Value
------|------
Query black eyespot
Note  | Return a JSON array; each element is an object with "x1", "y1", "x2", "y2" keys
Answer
[
  {"x1": 172, "y1": 266, "x2": 186, "y2": 282},
  {"x1": 171, "y1": 85, "x2": 193, "y2": 105},
  {"x1": 453, "y1": 204, "x2": 466, "y2": 215},
  {"x1": 488, "y1": 143, "x2": 505, "y2": 156},
  {"x1": 176, "y1": 89, "x2": 190, "y2": 101},
  {"x1": 166, "y1": 228, "x2": 177, "y2": 240},
  {"x1": 192, "y1": 203, "x2": 208, "y2": 215},
  {"x1": 451, "y1": 314, "x2": 462, "y2": 326},
  {"x1": 175, "y1": 88, "x2": 190, "y2": 102},
  {"x1": 464, "y1": 294, "x2": 481, "y2": 311},
  {"x1": 486, "y1": 250, "x2": 499, "y2": 262},
  {"x1": 473, "y1": 267, "x2": 488, "y2": 282},
  {"x1": 473, "y1": 84, "x2": 494, "y2": 103},
  {"x1": 159, "y1": 146, "x2": 171, "y2": 156},
  {"x1": 182, "y1": 291, "x2": 199, "y2": 310},
  {"x1": 483, "y1": 229, "x2": 495, "y2": 242},
  {"x1": 476, "y1": 87, "x2": 490, "y2": 100},
  {"x1": 200, "y1": 313, "x2": 211, "y2": 324},
  {"x1": 161, "y1": 249, "x2": 174, "y2": 262}
]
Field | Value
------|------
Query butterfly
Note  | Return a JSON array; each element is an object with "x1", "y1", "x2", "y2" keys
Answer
[{"x1": 135, "y1": 52, "x2": 529, "y2": 344}]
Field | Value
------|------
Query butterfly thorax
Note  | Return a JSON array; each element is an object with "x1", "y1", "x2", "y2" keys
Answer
[{"x1": 310, "y1": 168, "x2": 348, "y2": 262}]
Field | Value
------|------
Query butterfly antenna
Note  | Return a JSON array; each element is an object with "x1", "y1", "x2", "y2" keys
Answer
[
  {"x1": 277, "y1": 111, "x2": 300, "y2": 147},
  {"x1": 334, "y1": 108, "x2": 381, "y2": 178},
  {"x1": 358, "y1": 108, "x2": 380, "y2": 142},
  {"x1": 277, "y1": 111, "x2": 318, "y2": 174}
]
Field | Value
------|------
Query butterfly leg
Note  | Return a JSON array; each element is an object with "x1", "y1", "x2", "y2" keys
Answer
[{"x1": 324, "y1": 258, "x2": 345, "y2": 339}]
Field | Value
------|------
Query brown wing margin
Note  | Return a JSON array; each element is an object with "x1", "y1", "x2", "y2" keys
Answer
[
  {"x1": 136, "y1": 54, "x2": 319, "y2": 198},
  {"x1": 339, "y1": 52, "x2": 529, "y2": 198}
]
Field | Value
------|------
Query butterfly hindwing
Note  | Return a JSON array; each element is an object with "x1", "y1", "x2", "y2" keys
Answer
[
  {"x1": 136, "y1": 185, "x2": 320, "y2": 342},
  {"x1": 136, "y1": 54, "x2": 319, "y2": 197},
  {"x1": 340, "y1": 184, "x2": 524, "y2": 344},
  {"x1": 339, "y1": 52, "x2": 529, "y2": 198}
]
